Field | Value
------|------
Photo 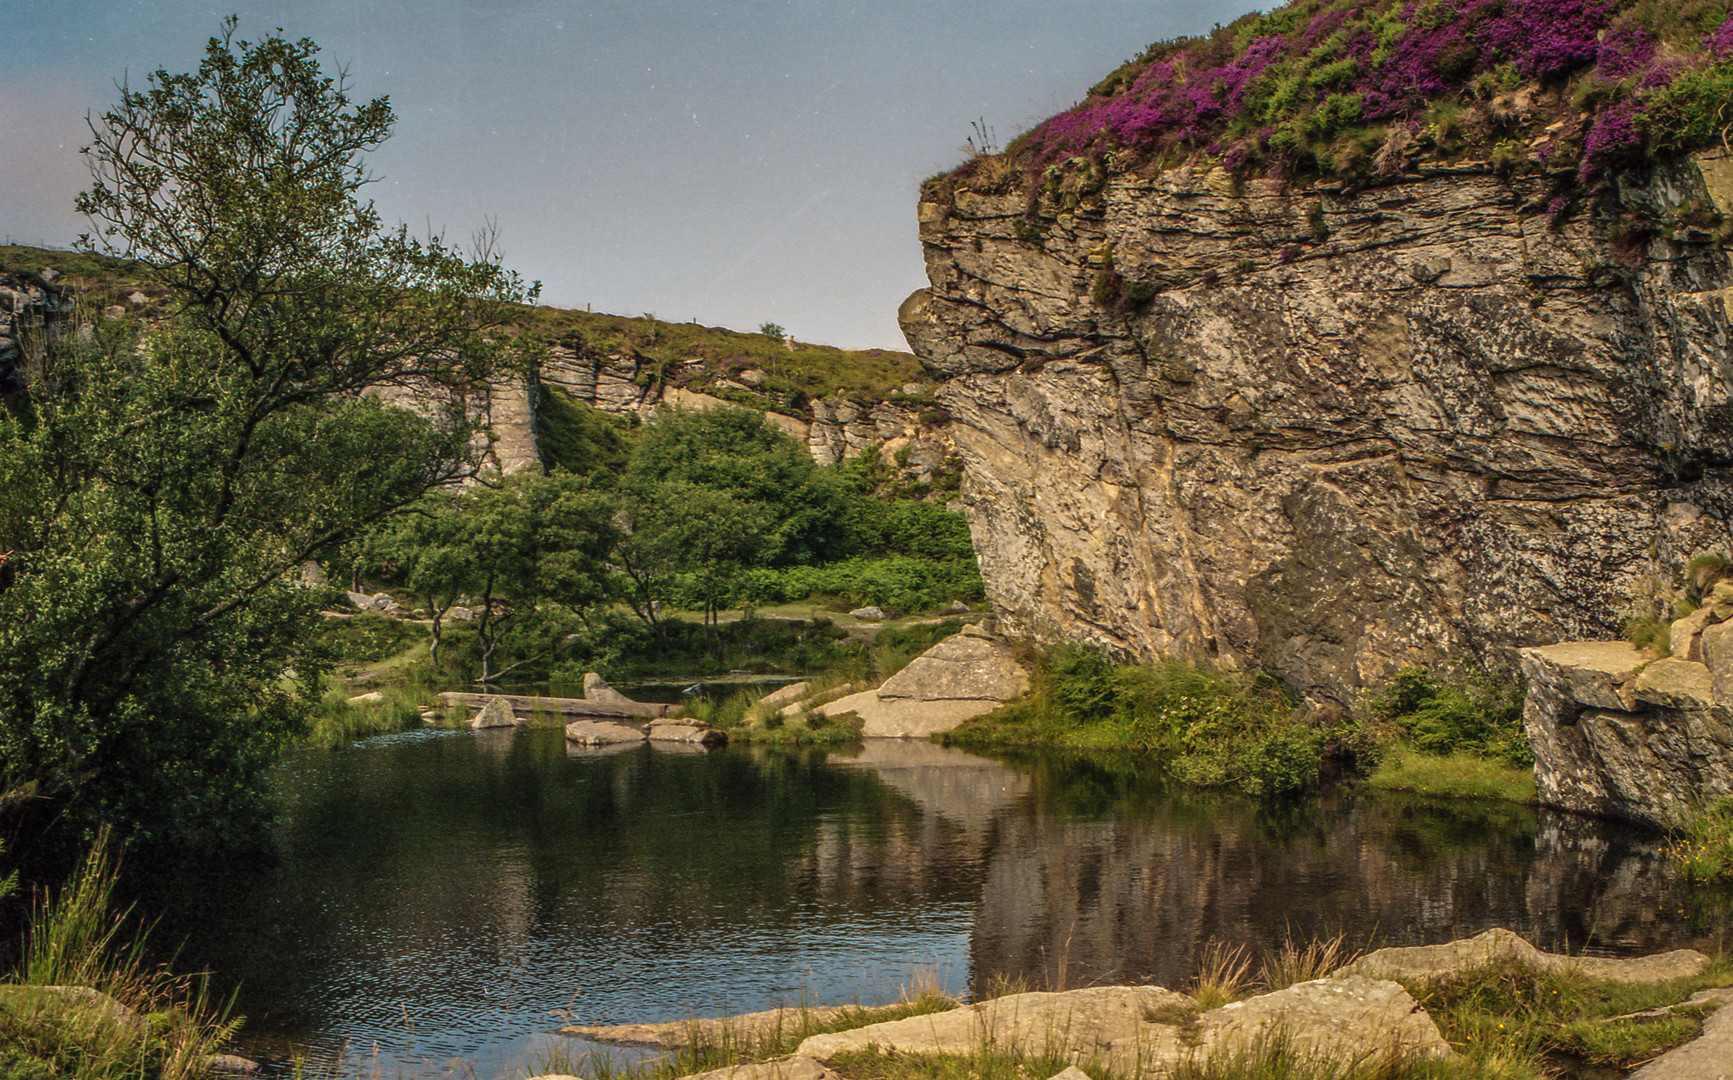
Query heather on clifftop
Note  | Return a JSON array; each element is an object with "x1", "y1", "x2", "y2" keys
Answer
[{"x1": 942, "y1": 0, "x2": 1733, "y2": 198}]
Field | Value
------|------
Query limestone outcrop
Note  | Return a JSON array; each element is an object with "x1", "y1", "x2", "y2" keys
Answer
[
  {"x1": 0, "y1": 271, "x2": 73, "y2": 407},
  {"x1": 1522, "y1": 641, "x2": 1733, "y2": 826},
  {"x1": 900, "y1": 154, "x2": 1733, "y2": 706},
  {"x1": 818, "y1": 628, "x2": 1028, "y2": 737},
  {"x1": 540, "y1": 344, "x2": 959, "y2": 483}
]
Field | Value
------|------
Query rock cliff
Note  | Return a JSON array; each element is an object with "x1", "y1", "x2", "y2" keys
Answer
[
  {"x1": 900, "y1": 154, "x2": 1733, "y2": 706},
  {"x1": 540, "y1": 343, "x2": 959, "y2": 486}
]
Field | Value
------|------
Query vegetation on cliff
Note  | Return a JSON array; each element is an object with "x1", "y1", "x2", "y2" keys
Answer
[{"x1": 939, "y1": 0, "x2": 1733, "y2": 205}]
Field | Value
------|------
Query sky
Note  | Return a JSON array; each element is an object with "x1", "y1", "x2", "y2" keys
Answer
[{"x1": 0, "y1": 1, "x2": 1259, "y2": 350}]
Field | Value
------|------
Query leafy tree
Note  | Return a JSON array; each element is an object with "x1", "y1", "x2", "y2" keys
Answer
[
  {"x1": 368, "y1": 473, "x2": 616, "y2": 681},
  {"x1": 0, "y1": 21, "x2": 532, "y2": 850},
  {"x1": 624, "y1": 405, "x2": 849, "y2": 565}
]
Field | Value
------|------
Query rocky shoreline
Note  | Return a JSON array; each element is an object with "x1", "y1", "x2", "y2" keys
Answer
[{"x1": 543, "y1": 930, "x2": 1728, "y2": 1080}]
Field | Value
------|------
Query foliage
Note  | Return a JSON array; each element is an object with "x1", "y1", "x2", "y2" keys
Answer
[
  {"x1": 945, "y1": 0, "x2": 1733, "y2": 197},
  {"x1": 1366, "y1": 746, "x2": 1538, "y2": 802},
  {"x1": 1684, "y1": 549, "x2": 1733, "y2": 602},
  {"x1": 1667, "y1": 796, "x2": 1733, "y2": 882},
  {"x1": 364, "y1": 471, "x2": 617, "y2": 679},
  {"x1": 1369, "y1": 669, "x2": 1532, "y2": 766},
  {"x1": 1623, "y1": 614, "x2": 1673, "y2": 655},
  {"x1": 946, "y1": 646, "x2": 1321, "y2": 797},
  {"x1": 527, "y1": 306, "x2": 925, "y2": 408},
  {"x1": 537, "y1": 385, "x2": 634, "y2": 485},
  {"x1": 1414, "y1": 957, "x2": 1728, "y2": 1074},
  {"x1": 0, "y1": 20, "x2": 532, "y2": 850},
  {"x1": 613, "y1": 406, "x2": 851, "y2": 651},
  {"x1": 1, "y1": 837, "x2": 240, "y2": 1080}
]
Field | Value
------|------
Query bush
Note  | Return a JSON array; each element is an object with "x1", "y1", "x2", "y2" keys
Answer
[
  {"x1": 950, "y1": 646, "x2": 1321, "y2": 797},
  {"x1": 1668, "y1": 797, "x2": 1733, "y2": 882},
  {"x1": 1370, "y1": 668, "x2": 1531, "y2": 766}
]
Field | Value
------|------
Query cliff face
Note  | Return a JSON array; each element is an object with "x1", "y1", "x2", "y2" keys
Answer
[
  {"x1": 540, "y1": 345, "x2": 960, "y2": 485},
  {"x1": 901, "y1": 155, "x2": 1733, "y2": 705}
]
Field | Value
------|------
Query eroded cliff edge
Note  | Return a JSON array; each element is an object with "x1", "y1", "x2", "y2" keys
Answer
[{"x1": 901, "y1": 155, "x2": 1733, "y2": 706}]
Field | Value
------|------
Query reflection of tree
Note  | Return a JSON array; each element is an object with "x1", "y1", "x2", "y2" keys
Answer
[
  {"x1": 133, "y1": 735, "x2": 1729, "y2": 1074},
  {"x1": 141, "y1": 734, "x2": 989, "y2": 1063}
]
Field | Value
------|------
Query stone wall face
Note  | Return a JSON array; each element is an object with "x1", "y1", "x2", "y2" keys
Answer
[
  {"x1": 1521, "y1": 640, "x2": 1733, "y2": 826},
  {"x1": 541, "y1": 345, "x2": 960, "y2": 486},
  {"x1": 901, "y1": 156, "x2": 1733, "y2": 706},
  {"x1": 0, "y1": 272, "x2": 73, "y2": 405}
]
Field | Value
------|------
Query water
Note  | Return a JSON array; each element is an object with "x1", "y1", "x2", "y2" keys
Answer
[{"x1": 142, "y1": 727, "x2": 1731, "y2": 1079}]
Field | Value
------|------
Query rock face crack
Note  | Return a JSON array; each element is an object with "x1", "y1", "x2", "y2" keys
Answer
[{"x1": 903, "y1": 155, "x2": 1733, "y2": 703}]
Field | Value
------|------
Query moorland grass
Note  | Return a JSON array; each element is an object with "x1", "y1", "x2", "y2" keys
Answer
[
  {"x1": 1367, "y1": 747, "x2": 1538, "y2": 804},
  {"x1": 0, "y1": 837, "x2": 239, "y2": 1080}
]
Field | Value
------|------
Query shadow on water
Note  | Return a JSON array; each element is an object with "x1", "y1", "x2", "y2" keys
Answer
[{"x1": 127, "y1": 728, "x2": 1731, "y2": 1079}]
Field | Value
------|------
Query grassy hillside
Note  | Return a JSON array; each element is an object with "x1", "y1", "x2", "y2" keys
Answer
[
  {"x1": 526, "y1": 305, "x2": 929, "y2": 415},
  {"x1": 938, "y1": 0, "x2": 1733, "y2": 203},
  {"x1": 1, "y1": 244, "x2": 928, "y2": 407}
]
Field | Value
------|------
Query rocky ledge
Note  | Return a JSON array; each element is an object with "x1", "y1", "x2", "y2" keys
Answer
[
  {"x1": 1523, "y1": 639, "x2": 1733, "y2": 827},
  {"x1": 550, "y1": 930, "x2": 1723, "y2": 1080}
]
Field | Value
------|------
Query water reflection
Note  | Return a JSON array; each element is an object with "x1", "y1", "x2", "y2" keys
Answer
[{"x1": 139, "y1": 729, "x2": 1728, "y2": 1080}]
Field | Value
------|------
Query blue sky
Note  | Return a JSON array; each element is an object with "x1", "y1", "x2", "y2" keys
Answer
[{"x1": 1, "y1": 1, "x2": 1257, "y2": 349}]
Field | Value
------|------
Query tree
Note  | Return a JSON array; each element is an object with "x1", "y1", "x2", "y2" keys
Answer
[
  {"x1": 365, "y1": 473, "x2": 617, "y2": 681},
  {"x1": 0, "y1": 21, "x2": 533, "y2": 850},
  {"x1": 613, "y1": 406, "x2": 849, "y2": 655}
]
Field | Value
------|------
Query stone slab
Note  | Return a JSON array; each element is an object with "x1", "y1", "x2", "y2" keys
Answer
[
  {"x1": 1628, "y1": 987, "x2": 1733, "y2": 1080},
  {"x1": 819, "y1": 690, "x2": 1004, "y2": 738},
  {"x1": 1672, "y1": 608, "x2": 1716, "y2": 664},
  {"x1": 1521, "y1": 642, "x2": 1649, "y2": 712},
  {"x1": 565, "y1": 720, "x2": 649, "y2": 746},
  {"x1": 1172, "y1": 976, "x2": 1452, "y2": 1073},
  {"x1": 648, "y1": 724, "x2": 726, "y2": 746},
  {"x1": 560, "y1": 1006, "x2": 854, "y2": 1048},
  {"x1": 670, "y1": 1057, "x2": 835, "y2": 1080},
  {"x1": 757, "y1": 682, "x2": 811, "y2": 707},
  {"x1": 795, "y1": 986, "x2": 1194, "y2": 1064},
  {"x1": 795, "y1": 979, "x2": 1446, "y2": 1075},
  {"x1": 876, "y1": 634, "x2": 1028, "y2": 702},
  {"x1": 1704, "y1": 622, "x2": 1733, "y2": 706},
  {"x1": 471, "y1": 696, "x2": 520, "y2": 729},
  {"x1": 1634, "y1": 659, "x2": 1715, "y2": 711},
  {"x1": 1335, "y1": 928, "x2": 1709, "y2": 986},
  {"x1": 441, "y1": 691, "x2": 656, "y2": 720}
]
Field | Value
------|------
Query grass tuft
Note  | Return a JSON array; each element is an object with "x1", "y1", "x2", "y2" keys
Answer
[
  {"x1": 1261, "y1": 933, "x2": 1353, "y2": 991},
  {"x1": 0, "y1": 833, "x2": 241, "y2": 1080},
  {"x1": 1192, "y1": 942, "x2": 1256, "y2": 1009}
]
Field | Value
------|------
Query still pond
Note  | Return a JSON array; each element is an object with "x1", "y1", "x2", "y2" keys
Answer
[{"x1": 143, "y1": 725, "x2": 1732, "y2": 1078}]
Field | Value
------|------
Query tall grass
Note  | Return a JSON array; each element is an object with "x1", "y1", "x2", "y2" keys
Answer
[
  {"x1": 1260, "y1": 934, "x2": 1353, "y2": 991},
  {"x1": 303, "y1": 679, "x2": 428, "y2": 748},
  {"x1": 0, "y1": 834, "x2": 241, "y2": 1080},
  {"x1": 1667, "y1": 797, "x2": 1733, "y2": 883}
]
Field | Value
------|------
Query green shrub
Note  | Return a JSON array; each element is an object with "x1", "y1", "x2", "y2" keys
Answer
[
  {"x1": 950, "y1": 647, "x2": 1321, "y2": 797},
  {"x1": 1371, "y1": 668, "x2": 1531, "y2": 767}
]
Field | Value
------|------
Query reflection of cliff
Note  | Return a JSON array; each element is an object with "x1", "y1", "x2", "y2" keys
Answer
[
  {"x1": 961, "y1": 769, "x2": 1702, "y2": 992},
  {"x1": 141, "y1": 734, "x2": 1721, "y2": 1078}
]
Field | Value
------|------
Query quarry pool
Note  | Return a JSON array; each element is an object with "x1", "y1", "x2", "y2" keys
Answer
[{"x1": 143, "y1": 727, "x2": 1732, "y2": 1079}]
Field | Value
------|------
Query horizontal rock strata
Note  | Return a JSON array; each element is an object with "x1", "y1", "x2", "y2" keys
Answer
[{"x1": 1522, "y1": 641, "x2": 1733, "y2": 825}]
